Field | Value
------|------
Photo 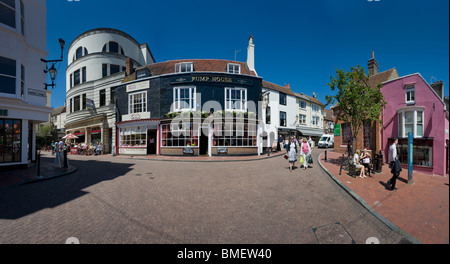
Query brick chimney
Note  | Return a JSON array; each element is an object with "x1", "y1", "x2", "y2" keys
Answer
[
  {"x1": 368, "y1": 51, "x2": 379, "y2": 76},
  {"x1": 430, "y1": 80, "x2": 444, "y2": 100},
  {"x1": 285, "y1": 84, "x2": 290, "y2": 89},
  {"x1": 126, "y1": 58, "x2": 134, "y2": 76}
]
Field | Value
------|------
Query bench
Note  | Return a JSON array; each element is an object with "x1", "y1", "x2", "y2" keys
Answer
[{"x1": 348, "y1": 158, "x2": 372, "y2": 178}]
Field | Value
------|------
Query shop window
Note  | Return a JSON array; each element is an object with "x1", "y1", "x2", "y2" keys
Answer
[
  {"x1": 161, "y1": 123, "x2": 198, "y2": 148},
  {"x1": 119, "y1": 127, "x2": 147, "y2": 147},
  {"x1": 212, "y1": 122, "x2": 257, "y2": 147},
  {"x1": 0, "y1": 119, "x2": 21, "y2": 163},
  {"x1": 390, "y1": 138, "x2": 433, "y2": 168},
  {"x1": 225, "y1": 87, "x2": 247, "y2": 111}
]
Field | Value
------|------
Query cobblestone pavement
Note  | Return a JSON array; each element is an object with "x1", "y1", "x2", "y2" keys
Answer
[{"x1": 0, "y1": 150, "x2": 408, "y2": 244}]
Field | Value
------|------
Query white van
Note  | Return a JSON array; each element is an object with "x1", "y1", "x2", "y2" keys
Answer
[{"x1": 318, "y1": 134, "x2": 334, "y2": 148}]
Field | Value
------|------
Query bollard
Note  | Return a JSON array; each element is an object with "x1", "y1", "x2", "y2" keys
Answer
[
  {"x1": 37, "y1": 150, "x2": 41, "y2": 178},
  {"x1": 325, "y1": 150, "x2": 327, "y2": 161}
]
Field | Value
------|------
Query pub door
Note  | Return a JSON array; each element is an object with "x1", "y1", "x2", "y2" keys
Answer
[{"x1": 147, "y1": 130, "x2": 157, "y2": 155}]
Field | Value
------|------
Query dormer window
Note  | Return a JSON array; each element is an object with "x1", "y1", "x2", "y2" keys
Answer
[
  {"x1": 175, "y1": 62, "x2": 193, "y2": 73},
  {"x1": 406, "y1": 84, "x2": 415, "y2": 104},
  {"x1": 227, "y1": 63, "x2": 240, "y2": 74}
]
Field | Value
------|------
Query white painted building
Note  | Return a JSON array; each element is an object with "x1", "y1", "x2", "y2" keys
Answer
[
  {"x1": 294, "y1": 92, "x2": 326, "y2": 146},
  {"x1": 0, "y1": 0, "x2": 51, "y2": 167},
  {"x1": 64, "y1": 28, "x2": 155, "y2": 153},
  {"x1": 260, "y1": 82, "x2": 299, "y2": 152}
]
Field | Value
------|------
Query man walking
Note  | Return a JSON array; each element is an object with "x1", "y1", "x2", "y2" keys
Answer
[{"x1": 387, "y1": 138, "x2": 402, "y2": 191}]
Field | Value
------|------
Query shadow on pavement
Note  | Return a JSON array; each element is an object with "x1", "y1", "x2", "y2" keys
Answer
[{"x1": 0, "y1": 158, "x2": 134, "y2": 220}]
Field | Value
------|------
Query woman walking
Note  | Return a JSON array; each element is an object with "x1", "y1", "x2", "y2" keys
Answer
[
  {"x1": 287, "y1": 137, "x2": 298, "y2": 172},
  {"x1": 300, "y1": 138, "x2": 311, "y2": 170}
]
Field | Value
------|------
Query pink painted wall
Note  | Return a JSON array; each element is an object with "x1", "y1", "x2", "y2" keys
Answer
[{"x1": 381, "y1": 74, "x2": 448, "y2": 176}]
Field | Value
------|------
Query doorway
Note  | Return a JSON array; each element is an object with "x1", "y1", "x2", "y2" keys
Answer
[
  {"x1": 147, "y1": 129, "x2": 157, "y2": 155},
  {"x1": 199, "y1": 127, "x2": 209, "y2": 156}
]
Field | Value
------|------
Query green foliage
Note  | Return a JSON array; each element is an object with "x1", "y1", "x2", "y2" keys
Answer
[{"x1": 326, "y1": 65, "x2": 386, "y2": 150}]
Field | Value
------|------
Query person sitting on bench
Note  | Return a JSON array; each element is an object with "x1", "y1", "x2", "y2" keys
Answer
[{"x1": 353, "y1": 150, "x2": 367, "y2": 178}]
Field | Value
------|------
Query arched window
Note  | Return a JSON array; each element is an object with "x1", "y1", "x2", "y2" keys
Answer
[
  {"x1": 102, "y1": 41, "x2": 124, "y2": 55},
  {"x1": 75, "y1": 47, "x2": 83, "y2": 60}
]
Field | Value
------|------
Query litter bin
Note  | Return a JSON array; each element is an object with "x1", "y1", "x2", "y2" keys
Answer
[{"x1": 373, "y1": 153, "x2": 383, "y2": 173}]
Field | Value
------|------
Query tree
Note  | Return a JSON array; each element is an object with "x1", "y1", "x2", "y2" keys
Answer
[
  {"x1": 36, "y1": 123, "x2": 56, "y2": 148},
  {"x1": 325, "y1": 65, "x2": 386, "y2": 153}
]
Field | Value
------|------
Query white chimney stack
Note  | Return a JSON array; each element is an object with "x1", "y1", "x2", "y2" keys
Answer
[{"x1": 247, "y1": 36, "x2": 256, "y2": 75}]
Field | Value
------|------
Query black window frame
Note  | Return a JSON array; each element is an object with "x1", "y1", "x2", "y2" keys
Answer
[
  {"x1": 279, "y1": 93, "x2": 287, "y2": 106},
  {"x1": 280, "y1": 111, "x2": 286, "y2": 127}
]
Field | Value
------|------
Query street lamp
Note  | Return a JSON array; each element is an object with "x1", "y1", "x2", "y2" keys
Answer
[{"x1": 42, "y1": 38, "x2": 65, "y2": 90}]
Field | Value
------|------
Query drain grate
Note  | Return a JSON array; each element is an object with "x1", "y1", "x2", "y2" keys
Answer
[{"x1": 312, "y1": 222, "x2": 355, "y2": 244}]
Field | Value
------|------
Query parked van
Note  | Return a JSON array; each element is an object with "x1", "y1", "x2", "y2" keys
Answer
[{"x1": 318, "y1": 134, "x2": 334, "y2": 148}]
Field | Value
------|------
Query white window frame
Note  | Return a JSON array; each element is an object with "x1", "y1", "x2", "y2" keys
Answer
[
  {"x1": 128, "y1": 91, "x2": 147, "y2": 114},
  {"x1": 312, "y1": 104, "x2": 319, "y2": 112},
  {"x1": 312, "y1": 116, "x2": 320, "y2": 126},
  {"x1": 397, "y1": 108, "x2": 424, "y2": 138},
  {"x1": 227, "y1": 63, "x2": 240, "y2": 74},
  {"x1": 225, "y1": 87, "x2": 247, "y2": 112},
  {"x1": 298, "y1": 114, "x2": 307, "y2": 125},
  {"x1": 406, "y1": 85, "x2": 415, "y2": 104},
  {"x1": 173, "y1": 86, "x2": 196, "y2": 112},
  {"x1": 299, "y1": 100, "x2": 307, "y2": 110},
  {"x1": 175, "y1": 62, "x2": 193, "y2": 73}
]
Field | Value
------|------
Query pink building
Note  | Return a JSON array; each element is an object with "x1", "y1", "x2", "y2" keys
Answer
[{"x1": 381, "y1": 73, "x2": 449, "y2": 176}]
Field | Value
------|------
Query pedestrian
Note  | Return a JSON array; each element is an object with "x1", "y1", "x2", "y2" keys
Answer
[
  {"x1": 51, "y1": 140, "x2": 55, "y2": 155},
  {"x1": 96, "y1": 142, "x2": 103, "y2": 155},
  {"x1": 300, "y1": 138, "x2": 311, "y2": 170},
  {"x1": 387, "y1": 138, "x2": 402, "y2": 191},
  {"x1": 287, "y1": 137, "x2": 298, "y2": 172}
]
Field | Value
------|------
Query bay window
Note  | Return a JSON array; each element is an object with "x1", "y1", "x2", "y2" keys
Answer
[{"x1": 397, "y1": 107, "x2": 424, "y2": 138}]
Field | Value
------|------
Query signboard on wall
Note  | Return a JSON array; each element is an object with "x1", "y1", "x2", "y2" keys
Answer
[
  {"x1": 126, "y1": 80, "x2": 150, "y2": 93},
  {"x1": 334, "y1": 124, "x2": 341, "y2": 136}
]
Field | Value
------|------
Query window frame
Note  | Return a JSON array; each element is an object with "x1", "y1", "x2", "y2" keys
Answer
[
  {"x1": 280, "y1": 111, "x2": 287, "y2": 127},
  {"x1": 225, "y1": 87, "x2": 247, "y2": 112},
  {"x1": 175, "y1": 62, "x2": 193, "y2": 73},
  {"x1": 0, "y1": 56, "x2": 16, "y2": 95},
  {"x1": 397, "y1": 108, "x2": 425, "y2": 138},
  {"x1": 406, "y1": 84, "x2": 415, "y2": 104},
  {"x1": 279, "y1": 93, "x2": 287, "y2": 106},
  {"x1": 173, "y1": 86, "x2": 196, "y2": 112},
  {"x1": 227, "y1": 63, "x2": 241, "y2": 74},
  {"x1": 128, "y1": 91, "x2": 147, "y2": 114}
]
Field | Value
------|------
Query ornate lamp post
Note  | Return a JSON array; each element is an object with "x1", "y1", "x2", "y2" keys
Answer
[{"x1": 41, "y1": 38, "x2": 65, "y2": 90}]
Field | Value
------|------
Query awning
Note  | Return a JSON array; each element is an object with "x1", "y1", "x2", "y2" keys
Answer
[{"x1": 297, "y1": 127, "x2": 324, "y2": 137}]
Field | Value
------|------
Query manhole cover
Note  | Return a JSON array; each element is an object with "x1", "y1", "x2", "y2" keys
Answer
[{"x1": 312, "y1": 222, "x2": 355, "y2": 244}]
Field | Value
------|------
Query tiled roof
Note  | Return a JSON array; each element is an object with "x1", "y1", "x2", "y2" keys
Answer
[
  {"x1": 331, "y1": 68, "x2": 399, "y2": 109},
  {"x1": 122, "y1": 59, "x2": 257, "y2": 83},
  {"x1": 262, "y1": 81, "x2": 296, "y2": 96}
]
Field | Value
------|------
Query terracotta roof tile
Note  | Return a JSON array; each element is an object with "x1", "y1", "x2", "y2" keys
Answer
[{"x1": 262, "y1": 80, "x2": 296, "y2": 96}]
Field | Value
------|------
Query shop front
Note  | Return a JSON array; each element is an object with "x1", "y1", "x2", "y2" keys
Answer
[{"x1": 117, "y1": 118, "x2": 160, "y2": 156}]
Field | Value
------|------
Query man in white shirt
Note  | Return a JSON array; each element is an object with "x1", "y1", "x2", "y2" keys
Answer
[{"x1": 387, "y1": 138, "x2": 400, "y2": 191}]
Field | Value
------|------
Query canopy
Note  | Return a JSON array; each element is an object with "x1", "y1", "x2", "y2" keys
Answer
[{"x1": 63, "y1": 133, "x2": 79, "y2": 139}]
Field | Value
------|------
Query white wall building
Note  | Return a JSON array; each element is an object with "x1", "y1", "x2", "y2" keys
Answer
[
  {"x1": 260, "y1": 82, "x2": 299, "y2": 152},
  {"x1": 0, "y1": 0, "x2": 51, "y2": 167},
  {"x1": 64, "y1": 28, "x2": 155, "y2": 153},
  {"x1": 295, "y1": 92, "x2": 326, "y2": 146}
]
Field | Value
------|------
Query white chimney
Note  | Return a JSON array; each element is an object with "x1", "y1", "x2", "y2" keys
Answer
[{"x1": 246, "y1": 36, "x2": 256, "y2": 75}]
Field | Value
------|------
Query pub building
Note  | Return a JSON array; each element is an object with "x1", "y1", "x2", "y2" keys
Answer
[{"x1": 114, "y1": 58, "x2": 263, "y2": 156}]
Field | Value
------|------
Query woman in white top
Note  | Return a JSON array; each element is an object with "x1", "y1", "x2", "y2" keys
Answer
[
  {"x1": 353, "y1": 149, "x2": 366, "y2": 178},
  {"x1": 287, "y1": 137, "x2": 297, "y2": 172}
]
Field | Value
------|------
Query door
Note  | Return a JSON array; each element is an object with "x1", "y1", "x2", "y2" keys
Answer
[
  {"x1": 147, "y1": 130, "x2": 157, "y2": 155},
  {"x1": 199, "y1": 126, "x2": 209, "y2": 155}
]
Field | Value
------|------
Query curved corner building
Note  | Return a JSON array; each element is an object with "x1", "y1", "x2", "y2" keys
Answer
[{"x1": 65, "y1": 28, "x2": 155, "y2": 153}]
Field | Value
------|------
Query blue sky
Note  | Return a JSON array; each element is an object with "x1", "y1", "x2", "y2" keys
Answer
[{"x1": 46, "y1": 0, "x2": 449, "y2": 109}]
